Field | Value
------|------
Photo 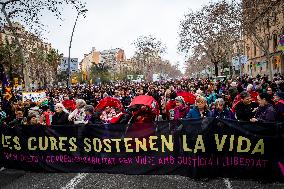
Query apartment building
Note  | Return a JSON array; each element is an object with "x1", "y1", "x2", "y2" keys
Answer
[{"x1": 242, "y1": 0, "x2": 284, "y2": 77}]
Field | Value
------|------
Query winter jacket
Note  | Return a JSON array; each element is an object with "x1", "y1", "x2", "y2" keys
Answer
[
  {"x1": 52, "y1": 112, "x2": 70, "y2": 125},
  {"x1": 255, "y1": 104, "x2": 277, "y2": 122},
  {"x1": 206, "y1": 92, "x2": 217, "y2": 106},
  {"x1": 166, "y1": 100, "x2": 176, "y2": 120},
  {"x1": 274, "y1": 100, "x2": 284, "y2": 121},
  {"x1": 186, "y1": 106, "x2": 211, "y2": 119},
  {"x1": 235, "y1": 101, "x2": 258, "y2": 121},
  {"x1": 211, "y1": 107, "x2": 234, "y2": 119},
  {"x1": 174, "y1": 105, "x2": 189, "y2": 120},
  {"x1": 8, "y1": 118, "x2": 25, "y2": 126}
]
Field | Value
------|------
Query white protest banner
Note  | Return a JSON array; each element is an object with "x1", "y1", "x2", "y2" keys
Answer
[{"x1": 22, "y1": 92, "x2": 46, "y2": 102}]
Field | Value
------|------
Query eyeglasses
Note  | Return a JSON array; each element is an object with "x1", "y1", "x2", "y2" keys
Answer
[{"x1": 196, "y1": 100, "x2": 205, "y2": 103}]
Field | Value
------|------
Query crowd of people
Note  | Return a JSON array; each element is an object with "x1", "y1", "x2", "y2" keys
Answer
[{"x1": 1, "y1": 74, "x2": 284, "y2": 127}]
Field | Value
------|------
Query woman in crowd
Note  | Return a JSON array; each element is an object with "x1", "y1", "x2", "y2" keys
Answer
[
  {"x1": 266, "y1": 86, "x2": 274, "y2": 98},
  {"x1": 68, "y1": 99, "x2": 86, "y2": 124},
  {"x1": 52, "y1": 103, "x2": 70, "y2": 125},
  {"x1": 186, "y1": 96, "x2": 211, "y2": 119},
  {"x1": 165, "y1": 92, "x2": 177, "y2": 120},
  {"x1": 27, "y1": 114, "x2": 38, "y2": 125},
  {"x1": 250, "y1": 93, "x2": 277, "y2": 123},
  {"x1": 247, "y1": 84, "x2": 259, "y2": 102},
  {"x1": 84, "y1": 105, "x2": 115, "y2": 124},
  {"x1": 273, "y1": 91, "x2": 284, "y2": 121},
  {"x1": 206, "y1": 84, "x2": 217, "y2": 106},
  {"x1": 174, "y1": 96, "x2": 189, "y2": 120},
  {"x1": 211, "y1": 98, "x2": 234, "y2": 119}
]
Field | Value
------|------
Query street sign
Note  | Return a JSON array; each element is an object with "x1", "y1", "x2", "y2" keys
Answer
[{"x1": 59, "y1": 57, "x2": 79, "y2": 73}]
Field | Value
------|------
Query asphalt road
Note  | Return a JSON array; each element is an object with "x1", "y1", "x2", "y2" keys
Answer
[{"x1": 0, "y1": 169, "x2": 283, "y2": 189}]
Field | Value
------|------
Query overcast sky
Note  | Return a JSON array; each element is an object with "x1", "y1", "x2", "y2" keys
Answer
[{"x1": 41, "y1": 0, "x2": 214, "y2": 71}]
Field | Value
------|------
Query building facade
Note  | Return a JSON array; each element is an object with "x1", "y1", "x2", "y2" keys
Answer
[
  {"x1": 0, "y1": 22, "x2": 60, "y2": 88},
  {"x1": 242, "y1": 0, "x2": 284, "y2": 77},
  {"x1": 80, "y1": 47, "x2": 126, "y2": 76}
]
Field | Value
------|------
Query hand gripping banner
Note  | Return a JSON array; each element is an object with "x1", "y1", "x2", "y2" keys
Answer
[{"x1": 0, "y1": 118, "x2": 283, "y2": 181}]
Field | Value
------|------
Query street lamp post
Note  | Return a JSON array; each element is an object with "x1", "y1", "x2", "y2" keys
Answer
[{"x1": 67, "y1": 9, "x2": 87, "y2": 89}]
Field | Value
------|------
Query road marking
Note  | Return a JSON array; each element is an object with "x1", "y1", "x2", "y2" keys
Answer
[
  {"x1": 223, "y1": 178, "x2": 232, "y2": 189},
  {"x1": 0, "y1": 167, "x2": 5, "y2": 171},
  {"x1": 61, "y1": 173, "x2": 88, "y2": 189}
]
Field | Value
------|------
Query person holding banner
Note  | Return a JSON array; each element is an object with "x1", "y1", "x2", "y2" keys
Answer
[
  {"x1": 174, "y1": 96, "x2": 189, "y2": 120},
  {"x1": 250, "y1": 93, "x2": 277, "y2": 123},
  {"x1": 8, "y1": 110, "x2": 25, "y2": 126},
  {"x1": 26, "y1": 114, "x2": 38, "y2": 125},
  {"x1": 52, "y1": 103, "x2": 70, "y2": 125},
  {"x1": 211, "y1": 98, "x2": 234, "y2": 119},
  {"x1": 186, "y1": 96, "x2": 211, "y2": 119},
  {"x1": 235, "y1": 91, "x2": 258, "y2": 121},
  {"x1": 68, "y1": 99, "x2": 86, "y2": 124}
]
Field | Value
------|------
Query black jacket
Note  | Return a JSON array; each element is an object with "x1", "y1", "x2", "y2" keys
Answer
[
  {"x1": 235, "y1": 101, "x2": 258, "y2": 121},
  {"x1": 52, "y1": 111, "x2": 70, "y2": 125},
  {"x1": 255, "y1": 104, "x2": 277, "y2": 122}
]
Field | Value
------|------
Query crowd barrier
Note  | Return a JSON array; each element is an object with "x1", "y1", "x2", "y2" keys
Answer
[{"x1": 0, "y1": 118, "x2": 283, "y2": 181}]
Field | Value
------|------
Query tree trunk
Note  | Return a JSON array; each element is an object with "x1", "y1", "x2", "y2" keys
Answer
[
  {"x1": 8, "y1": 63, "x2": 14, "y2": 87},
  {"x1": 214, "y1": 63, "x2": 218, "y2": 76},
  {"x1": 267, "y1": 56, "x2": 273, "y2": 80},
  {"x1": 1, "y1": 6, "x2": 30, "y2": 91}
]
